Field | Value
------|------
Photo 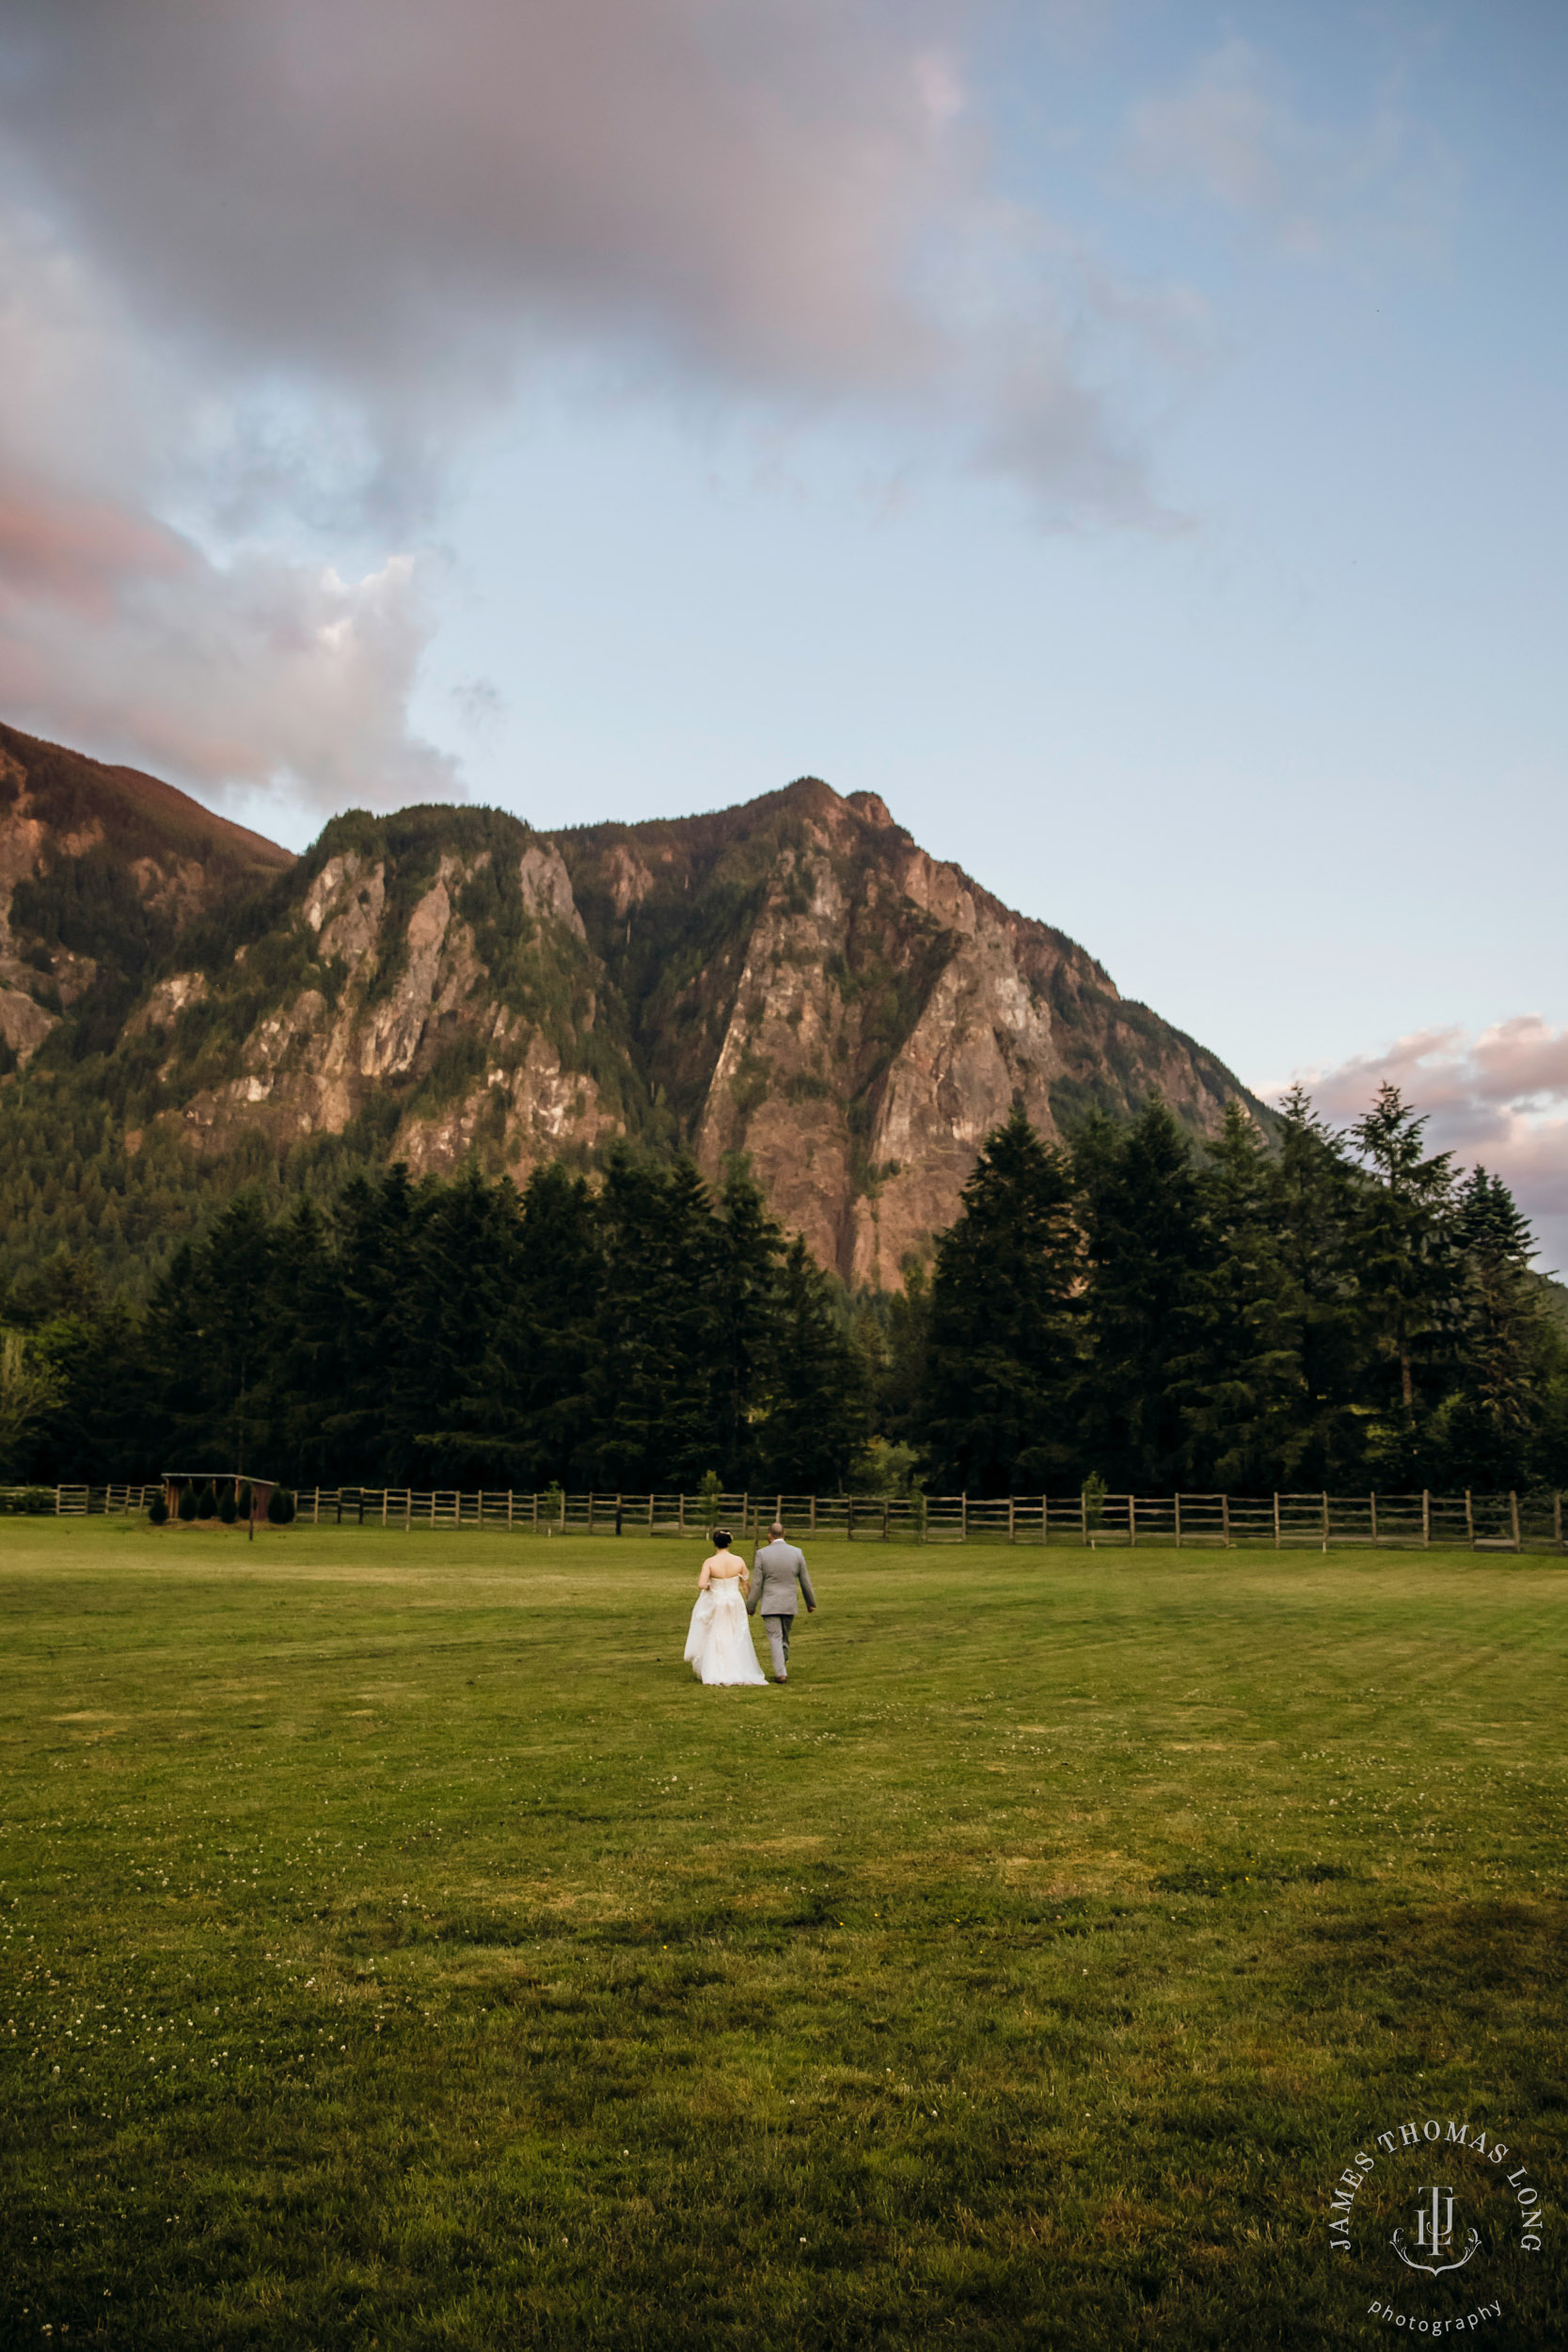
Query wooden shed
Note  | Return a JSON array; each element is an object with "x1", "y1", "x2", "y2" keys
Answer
[{"x1": 161, "y1": 1472, "x2": 277, "y2": 1524}]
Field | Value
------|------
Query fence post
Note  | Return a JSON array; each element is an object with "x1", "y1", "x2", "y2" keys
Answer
[
  {"x1": 1273, "y1": 1492, "x2": 1280, "y2": 1549},
  {"x1": 1130, "y1": 1494, "x2": 1137, "y2": 1549},
  {"x1": 678, "y1": 1491, "x2": 686, "y2": 1534},
  {"x1": 314, "y1": 1489, "x2": 322, "y2": 1526},
  {"x1": 1221, "y1": 1494, "x2": 1230, "y2": 1549},
  {"x1": 404, "y1": 1490, "x2": 411, "y2": 1531},
  {"x1": 1465, "y1": 1489, "x2": 1474, "y2": 1549},
  {"x1": 647, "y1": 1493, "x2": 654, "y2": 1534},
  {"x1": 810, "y1": 1494, "x2": 816, "y2": 1535},
  {"x1": 1321, "y1": 1491, "x2": 1329, "y2": 1549},
  {"x1": 882, "y1": 1500, "x2": 890, "y2": 1542},
  {"x1": 960, "y1": 1491, "x2": 967, "y2": 1544},
  {"x1": 1007, "y1": 1497, "x2": 1015, "y2": 1545},
  {"x1": 1081, "y1": 1492, "x2": 1088, "y2": 1548},
  {"x1": 1422, "y1": 1489, "x2": 1430, "y2": 1548},
  {"x1": 1510, "y1": 1490, "x2": 1521, "y2": 1550},
  {"x1": 1556, "y1": 1491, "x2": 1563, "y2": 1555},
  {"x1": 1174, "y1": 1492, "x2": 1182, "y2": 1549},
  {"x1": 1370, "y1": 1491, "x2": 1377, "y2": 1546}
]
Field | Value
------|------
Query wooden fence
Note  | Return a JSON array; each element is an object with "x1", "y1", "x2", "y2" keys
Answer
[
  {"x1": 1, "y1": 1484, "x2": 160, "y2": 1517},
  {"x1": 279, "y1": 1485, "x2": 1566, "y2": 1554},
  {"x1": 7, "y1": 1483, "x2": 1562, "y2": 1553}
]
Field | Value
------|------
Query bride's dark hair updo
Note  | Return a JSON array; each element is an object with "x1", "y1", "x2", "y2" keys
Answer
[{"x1": 711, "y1": 1528, "x2": 731, "y2": 1549}]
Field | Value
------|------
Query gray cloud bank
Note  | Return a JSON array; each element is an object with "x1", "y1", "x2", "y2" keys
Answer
[{"x1": 0, "y1": 0, "x2": 1197, "y2": 807}]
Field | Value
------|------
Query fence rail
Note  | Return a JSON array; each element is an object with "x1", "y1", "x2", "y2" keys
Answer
[
  {"x1": 280, "y1": 1485, "x2": 1563, "y2": 1553},
  {"x1": 8, "y1": 1484, "x2": 1563, "y2": 1553},
  {"x1": 0, "y1": 1484, "x2": 161, "y2": 1517}
]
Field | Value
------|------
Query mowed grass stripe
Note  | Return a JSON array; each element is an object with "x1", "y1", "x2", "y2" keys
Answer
[{"x1": 3, "y1": 1518, "x2": 1564, "y2": 2349}]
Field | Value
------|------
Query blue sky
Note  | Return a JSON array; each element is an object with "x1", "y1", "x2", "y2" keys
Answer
[{"x1": 1, "y1": 1, "x2": 1564, "y2": 1251}]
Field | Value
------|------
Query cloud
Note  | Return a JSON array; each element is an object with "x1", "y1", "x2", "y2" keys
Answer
[
  {"x1": 0, "y1": 2, "x2": 1208, "y2": 804},
  {"x1": 0, "y1": 2, "x2": 1190, "y2": 508},
  {"x1": 1126, "y1": 40, "x2": 1456, "y2": 262},
  {"x1": 0, "y1": 211, "x2": 451, "y2": 811},
  {"x1": 0, "y1": 537, "x2": 455, "y2": 812},
  {"x1": 1279, "y1": 1020, "x2": 1568, "y2": 1273}
]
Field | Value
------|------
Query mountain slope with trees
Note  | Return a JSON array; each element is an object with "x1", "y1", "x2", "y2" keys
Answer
[
  {"x1": 3, "y1": 1088, "x2": 1562, "y2": 1498},
  {"x1": 0, "y1": 726, "x2": 1265, "y2": 1292}
]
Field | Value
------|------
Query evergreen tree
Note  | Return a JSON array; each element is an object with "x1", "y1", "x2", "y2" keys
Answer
[
  {"x1": 1433, "y1": 1168, "x2": 1546, "y2": 1487},
  {"x1": 753, "y1": 1235, "x2": 864, "y2": 1491},
  {"x1": 1176, "y1": 1103, "x2": 1307, "y2": 1488},
  {"x1": 0, "y1": 1327, "x2": 65, "y2": 1479},
  {"x1": 852, "y1": 1259, "x2": 929, "y2": 1448},
  {"x1": 1349, "y1": 1084, "x2": 1457, "y2": 1475},
  {"x1": 323, "y1": 1167, "x2": 419, "y2": 1483},
  {"x1": 588, "y1": 1153, "x2": 721, "y2": 1488},
  {"x1": 1076, "y1": 1099, "x2": 1208, "y2": 1491},
  {"x1": 1272, "y1": 1086, "x2": 1366, "y2": 1484},
  {"x1": 398, "y1": 1163, "x2": 526, "y2": 1485},
  {"x1": 141, "y1": 1191, "x2": 276, "y2": 1471},
  {"x1": 711, "y1": 1158, "x2": 784, "y2": 1486},
  {"x1": 261, "y1": 1197, "x2": 336, "y2": 1485},
  {"x1": 915, "y1": 1104, "x2": 1081, "y2": 1494},
  {"x1": 504, "y1": 1161, "x2": 604, "y2": 1486}
]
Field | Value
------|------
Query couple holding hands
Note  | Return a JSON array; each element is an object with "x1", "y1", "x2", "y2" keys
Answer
[{"x1": 683, "y1": 1521, "x2": 816, "y2": 1688}]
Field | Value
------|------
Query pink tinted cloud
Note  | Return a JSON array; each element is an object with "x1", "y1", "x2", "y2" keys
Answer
[
  {"x1": 0, "y1": 0, "x2": 1184, "y2": 522},
  {"x1": 1282, "y1": 1020, "x2": 1568, "y2": 1269},
  {"x1": 0, "y1": 1, "x2": 1195, "y2": 803},
  {"x1": 0, "y1": 213, "x2": 452, "y2": 810},
  {"x1": 0, "y1": 470, "x2": 192, "y2": 618}
]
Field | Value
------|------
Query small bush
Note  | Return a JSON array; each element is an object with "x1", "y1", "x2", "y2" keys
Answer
[
  {"x1": 266, "y1": 1486, "x2": 296, "y2": 1525},
  {"x1": 177, "y1": 1485, "x2": 198, "y2": 1522},
  {"x1": 195, "y1": 1481, "x2": 217, "y2": 1520},
  {"x1": 0, "y1": 1486, "x2": 56, "y2": 1515},
  {"x1": 148, "y1": 1494, "x2": 169, "y2": 1525},
  {"x1": 219, "y1": 1487, "x2": 238, "y2": 1525}
]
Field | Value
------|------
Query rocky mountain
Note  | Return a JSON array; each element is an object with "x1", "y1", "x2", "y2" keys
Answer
[
  {"x1": 0, "y1": 721, "x2": 293, "y2": 1068},
  {"x1": 0, "y1": 723, "x2": 1266, "y2": 1286}
]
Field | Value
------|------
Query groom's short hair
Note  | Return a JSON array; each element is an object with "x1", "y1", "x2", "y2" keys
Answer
[{"x1": 769, "y1": 1520, "x2": 784, "y2": 1538}]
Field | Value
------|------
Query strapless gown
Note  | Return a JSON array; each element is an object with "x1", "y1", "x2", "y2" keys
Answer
[{"x1": 684, "y1": 1577, "x2": 768, "y2": 1686}]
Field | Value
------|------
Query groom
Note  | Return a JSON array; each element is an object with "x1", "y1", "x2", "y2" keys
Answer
[{"x1": 748, "y1": 1520, "x2": 816, "y2": 1684}]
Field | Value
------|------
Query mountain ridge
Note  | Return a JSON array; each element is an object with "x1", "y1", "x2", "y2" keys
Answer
[{"x1": 0, "y1": 723, "x2": 1268, "y2": 1285}]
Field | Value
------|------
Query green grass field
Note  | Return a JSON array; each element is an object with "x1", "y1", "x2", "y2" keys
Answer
[{"x1": 3, "y1": 1519, "x2": 1564, "y2": 2349}]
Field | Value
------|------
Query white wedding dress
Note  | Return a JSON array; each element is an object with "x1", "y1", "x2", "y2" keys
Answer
[{"x1": 684, "y1": 1573, "x2": 768, "y2": 1686}]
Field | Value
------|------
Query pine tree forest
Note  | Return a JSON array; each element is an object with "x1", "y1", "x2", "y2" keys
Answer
[{"x1": 2, "y1": 1087, "x2": 1564, "y2": 1497}]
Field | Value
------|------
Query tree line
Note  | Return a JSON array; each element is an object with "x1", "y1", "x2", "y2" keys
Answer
[
  {"x1": 1, "y1": 1085, "x2": 1563, "y2": 1496},
  {"x1": 0, "y1": 1152, "x2": 863, "y2": 1494},
  {"x1": 900, "y1": 1087, "x2": 1566, "y2": 1496}
]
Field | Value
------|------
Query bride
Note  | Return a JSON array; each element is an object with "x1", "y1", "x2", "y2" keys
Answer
[{"x1": 683, "y1": 1528, "x2": 768, "y2": 1687}]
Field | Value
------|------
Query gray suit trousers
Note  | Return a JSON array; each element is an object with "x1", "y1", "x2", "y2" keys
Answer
[{"x1": 762, "y1": 1613, "x2": 793, "y2": 1677}]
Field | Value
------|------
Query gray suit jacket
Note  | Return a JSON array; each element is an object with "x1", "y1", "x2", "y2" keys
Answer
[{"x1": 747, "y1": 1539, "x2": 816, "y2": 1618}]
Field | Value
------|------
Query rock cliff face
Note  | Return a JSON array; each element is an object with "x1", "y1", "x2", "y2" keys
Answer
[
  {"x1": 1, "y1": 730, "x2": 1263, "y2": 1284},
  {"x1": 0, "y1": 721, "x2": 292, "y2": 1068}
]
